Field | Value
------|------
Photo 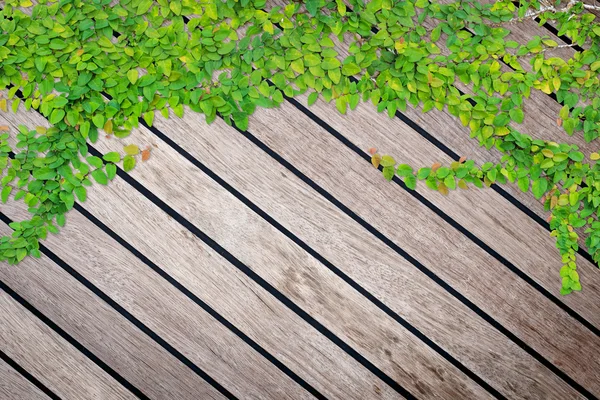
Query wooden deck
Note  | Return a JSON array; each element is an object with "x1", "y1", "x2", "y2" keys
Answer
[{"x1": 2, "y1": 9, "x2": 600, "y2": 400}]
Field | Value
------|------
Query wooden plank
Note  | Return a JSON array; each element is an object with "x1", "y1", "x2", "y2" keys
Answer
[
  {"x1": 85, "y1": 120, "x2": 495, "y2": 398},
  {"x1": 0, "y1": 287, "x2": 136, "y2": 400},
  {"x1": 0, "y1": 222, "x2": 228, "y2": 400},
  {"x1": 151, "y1": 108, "x2": 600, "y2": 399},
  {"x1": 245, "y1": 100, "x2": 600, "y2": 395},
  {"x1": 291, "y1": 92, "x2": 600, "y2": 324},
  {"x1": 1, "y1": 111, "x2": 401, "y2": 399},
  {"x1": 0, "y1": 358, "x2": 51, "y2": 400}
]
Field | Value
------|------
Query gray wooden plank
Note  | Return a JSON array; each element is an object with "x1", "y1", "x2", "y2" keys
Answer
[
  {"x1": 84, "y1": 122, "x2": 495, "y2": 398},
  {"x1": 151, "y1": 107, "x2": 600, "y2": 399},
  {"x1": 0, "y1": 222, "x2": 227, "y2": 400},
  {"x1": 1, "y1": 110, "x2": 399, "y2": 399},
  {"x1": 0, "y1": 286, "x2": 137, "y2": 400},
  {"x1": 0, "y1": 359, "x2": 51, "y2": 400}
]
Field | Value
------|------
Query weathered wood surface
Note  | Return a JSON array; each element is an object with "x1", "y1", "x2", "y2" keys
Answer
[
  {"x1": 0, "y1": 283, "x2": 136, "y2": 400},
  {"x1": 2, "y1": 8, "x2": 600, "y2": 398},
  {"x1": 0, "y1": 221, "x2": 228, "y2": 400},
  {"x1": 151, "y1": 109, "x2": 599, "y2": 398},
  {"x1": 90, "y1": 117, "x2": 490, "y2": 398},
  {"x1": 0, "y1": 358, "x2": 50, "y2": 400}
]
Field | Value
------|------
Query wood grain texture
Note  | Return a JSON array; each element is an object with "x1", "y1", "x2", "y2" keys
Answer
[
  {"x1": 0, "y1": 359, "x2": 50, "y2": 400},
  {"x1": 0, "y1": 208, "x2": 314, "y2": 398},
  {"x1": 0, "y1": 222, "x2": 227, "y2": 400},
  {"x1": 0, "y1": 286, "x2": 136, "y2": 400},
  {"x1": 151, "y1": 108, "x2": 599, "y2": 399},
  {"x1": 88, "y1": 118, "x2": 494, "y2": 400},
  {"x1": 291, "y1": 92, "x2": 600, "y2": 326},
  {"x1": 246, "y1": 100, "x2": 600, "y2": 396},
  {"x1": 2, "y1": 111, "x2": 406, "y2": 399}
]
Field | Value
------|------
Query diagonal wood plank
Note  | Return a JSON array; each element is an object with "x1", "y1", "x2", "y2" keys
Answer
[
  {"x1": 150, "y1": 107, "x2": 600, "y2": 399},
  {"x1": 0, "y1": 358, "x2": 52, "y2": 400},
  {"x1": 0, "y1": 285, "x2": 137, "y2": 400}
]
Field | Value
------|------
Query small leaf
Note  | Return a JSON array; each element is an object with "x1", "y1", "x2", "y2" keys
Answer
[
  {"x1": 438, "y1": 182, "x2": 449, "y2": 196},
  {"x1": 124, "y1": 144, "x2": 140, "y2": 155},
  {"x1": 396, "y1": 164, "x2": 413, "y2": 177},
  {"x1": 1, "y1": 186, "x2": 12, "y2": 203},
  {"x1": 380, "y1": 155, "x2": 395, "y2": 167},
  {"x1": 74, "y1": 186, "x2": 87, "y2": 202},
  {"x1": 103, "y1": 152, "x2": 121, "y2": 163},
  {"x1": 404, "y1": 175, "x2": 417, "y2": 190},
  {"x1": 368, "y1": 147, "x2": 377, "y2": 155},
  {"x1": 141, "y1": 149, "x2": 151, "y2": 162},
  {"x1": 382, "y1": 166, "x2": 395, "y2": 181},
  {"x1": 91, "y1": 169, "x2": 108, "y2": 185},
  {"x1": 371, "y1": 154, "x2": 381, "y2": 168},
  {"x1": 127, "y1": 69, "x2": 139, "y2": 84},
  {"x1": 123, "y1": 155, "x2": 136, "y2": 172}
]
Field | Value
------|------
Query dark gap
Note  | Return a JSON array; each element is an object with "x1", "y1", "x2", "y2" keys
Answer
[
  {"x1": 0, "y1": 349, "x2": 62, "y2": 400},
  {"x1": 0, "y1": 278, "x2": 149, "y2": 400},
  {"x1": 138, "y1": 118, "x2": 504, "y2": 398},
  {"x1": 83, "y1": 145, "x2": 416, "y2": 399},
  {"x1": 0, "y1": 214, "x2": 236, "y2": 400},
  {"x1": 73, "y1": 204, "x2": 327, "y2": 400}
]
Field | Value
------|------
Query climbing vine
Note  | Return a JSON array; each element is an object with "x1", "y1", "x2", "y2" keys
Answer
[{"x1": 0, "y1": 0, "x2": 599, "y2": 295}]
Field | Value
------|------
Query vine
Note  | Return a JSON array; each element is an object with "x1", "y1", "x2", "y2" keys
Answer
[{"x1": 0, "y1": 0, "x2": 599, "y2": 295}]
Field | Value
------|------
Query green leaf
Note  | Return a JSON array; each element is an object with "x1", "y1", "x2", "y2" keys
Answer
[
  {"x1": 342, "y1": 63, "x2": 361, "y2": 76},
  {"x1": 321, "y1": 58, "x2": 341, "y2": 70},
  {"x1": 49, "y1": 109, "x2": 65, "y2": 124},
  {"x1": 103, "y1": 152, "x2": 121, "y2": 163},
  {"x1": 127, "y1": 69, "x2": 139, "y2": 85},
  {"x1": 307, "y1": 92, "x2": 319, "y2": 106},
  {"x1": 123, "y1": 155, "x2": 136, "y2": 172},
  {"x1": 92, "y1": 114, "x2": 105, "y2": 129},
  {"x1": 396, "y1": 164, "x2": 413, "y2": 177},
  {"x1": 74, "y1": 186, "x2": 87, "y2": 202},
  {"x1": 509, "y1": 108, "x2": 524, "y2": 124},
  {"x1": 569, "y1": 151, "x2": 584, "y2": 162},
  {"x1": 404, "y1": 175, "x2": 417, "y2": 190},
  {"x1": 33, "y1": 168, "x2": 56, "y2": 180},
  {"x1": 517, "y1": 176, "x2": 529, "y2": 192},
  {"x1": 86, "y1": 156, "x2": 103, "y2": 169},
  {"x1": 493, "y1": 113, "x2": 510, "y2": 127},
  {"x1": 382, "y1": 166, "x2": 395, "y2": 181},
  {"x1": 106, "y1": 163, "x2": 117, "y2": 180},
  {"x1": 1, "y1": 186, "x2": 12, "y2": 203},
  {"x1": 417, "y1": 167, "x2": 431, "y2": 180},
  {"x1": 380, "y1": 155, "x2": 395, "y2": 167},
  {"x1": 532, "y1": 178, "x2": 548, "y2": 199},
  {"x1": 91, "y1": 169, "x2": 108, "y2": 185}
]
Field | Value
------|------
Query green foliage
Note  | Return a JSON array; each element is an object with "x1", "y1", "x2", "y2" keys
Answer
[{"x1": 0, "y1": 0, "x2": 599, "y2": 294}]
